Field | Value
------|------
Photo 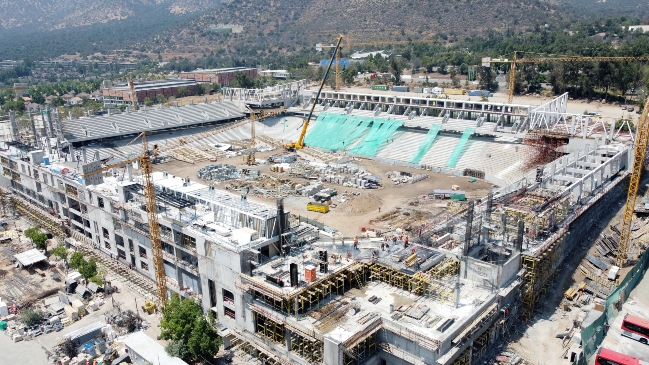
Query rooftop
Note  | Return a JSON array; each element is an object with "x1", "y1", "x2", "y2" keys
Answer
[
  {"x1": 103, "y1": 78, "x2": 197, "y2": 91},
  {"x1": 123, "y1": 331, "x2": 188, "y2": 365},
  {"x1": 180, "y1": 67, "x2": 257, "y2": 74},
  {"x1": 62, "y1": 101, "x2": 244, "y2": 142},
  {"x1": 14, "y1": 249, "x2": 47, "y2": 267}
]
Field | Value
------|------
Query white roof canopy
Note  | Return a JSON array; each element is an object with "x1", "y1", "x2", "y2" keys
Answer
[{"x1": 14, "y1": 249, "x2": 47, "y2": 266}]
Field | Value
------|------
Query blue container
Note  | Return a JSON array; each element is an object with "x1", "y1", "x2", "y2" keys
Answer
[
  {"x1": 78, "y1": 177, "x2": 83, "y2": 184},
  {"x1": 43, "y1": 157, "x2": 50, "y2": 165}
]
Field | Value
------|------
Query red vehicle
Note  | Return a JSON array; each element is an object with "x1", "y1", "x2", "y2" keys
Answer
[
  {"x1": 595, "y1": 347, "x2": 649, "y2": 365},
  {"x1": 622, "y1": 314, "x2": 649, "y2": 345}
]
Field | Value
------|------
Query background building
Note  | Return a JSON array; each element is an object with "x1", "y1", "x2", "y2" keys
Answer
[{"x1": 101, "y1": 78, "x2": 198, "y2": 107}]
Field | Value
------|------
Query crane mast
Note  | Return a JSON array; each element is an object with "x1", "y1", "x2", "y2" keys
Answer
[{"x1": 616, "y1": 96, "x2": 649, "y2": 267}]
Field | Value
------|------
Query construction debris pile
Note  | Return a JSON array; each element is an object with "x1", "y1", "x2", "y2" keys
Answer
[
  {"x1": 387, "y1": 171, "x2": 429, "y2": 185},
  {"x1": 196, "y1": 163, "x2": 243, "y2": 181}
]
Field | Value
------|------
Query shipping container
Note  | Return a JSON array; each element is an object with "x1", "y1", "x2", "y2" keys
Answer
[
  {"x1": 392, "y1": 86, "x2": 410, "y2": 92},
  {"x1": 431, "y1": 87, "x2": 444, "y2": 94},
  {"x1": 468, "y1": 90, "x2": 493, "y2": 97},
  {"x1": 371, "y1": 85, "x2": 389, "y2": 91},
  {"x1": 413, "y1": 87, "x2": 424, "y2": 93},
  {"x1": 444, "y1": 89, "x2": 465, "y2": 95}
]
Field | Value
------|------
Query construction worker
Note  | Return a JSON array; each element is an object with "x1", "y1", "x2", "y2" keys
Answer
[
  {"x1": 378, "y1": 206, "x2": 381, "y2": 213},
  {"x1": 353, "y1": 237, "x2": 358, "y2": 250},
  {"x1": 404, "y1": 235, "x2": 409, "y2": 247},
  {"x1": 381, "y1": 242, "x2": 385, "y2": 251},
  {"x1": 392, "y1": 235, "x2": 397, "y2": 246}
]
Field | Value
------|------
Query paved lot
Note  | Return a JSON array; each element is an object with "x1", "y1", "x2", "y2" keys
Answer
[{"x1": 598, "y1": 269, "x2": 649, "y2": 362}]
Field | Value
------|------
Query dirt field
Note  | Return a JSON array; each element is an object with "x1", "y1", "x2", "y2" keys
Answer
[{"x1": 155, "y1": 151, "x2": 493, "y2": 237}]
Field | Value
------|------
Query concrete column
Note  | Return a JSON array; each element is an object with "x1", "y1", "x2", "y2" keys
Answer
[
  {"x1": 323, "y1": 336, "x2": 342, "y2": 365},
  {"x1": 610, "y1": 120, "x2": 615, "y2": 141},
  {"x1": 285, "y1": 328, "x2": 291, "y2": 350},
  {"x1": 127, "y1": 164, "x2": 133, "y2": 181}
]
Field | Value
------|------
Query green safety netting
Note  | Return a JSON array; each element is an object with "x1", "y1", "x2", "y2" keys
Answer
[
  {"x1": 350, "y1": 119, "x2": 402, "y2": 156},
  {"x1": 445, "y1": 128, "x2": 475, "y2": 168},
  {"x1": 335, "y1": 117, "x2": 372, "y2": 151},
  {"x1": 304, "y1": 113, "x2": 370, "y2": 151},
  {"x1": 409, "y1": 124, "x2": 441, "y2": 164},
  {"x1": 303, "y1": 113, "x2": 339, "y2": 146}
]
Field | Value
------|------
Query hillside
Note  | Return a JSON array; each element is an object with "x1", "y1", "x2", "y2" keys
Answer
[
  {"x1": 147, "y1": 0, "x2": 570, "y2": 56},
  {"x1": 0, "y1": 0, "x2": 218, "y2": 30},
  {"x1": 0, "y1": 0, "x2": 647, "y2": 61}
]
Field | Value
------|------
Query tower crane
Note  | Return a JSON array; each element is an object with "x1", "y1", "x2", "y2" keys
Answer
[
  {"x1": 286, "y1": 34, "x2": 343, "y2": 150},
  {"x1": 484, "y1": 52, "x2": 649, "y2": 104},
  {"x1": 616, "y1": 96, "x2": 649, "y2": 267},
  {"x1": 80, "y1": 132, "x2": 166, "y2": 303},
  {"x1": 244, "y1": 105, "x2": 286, "y2": 165}
]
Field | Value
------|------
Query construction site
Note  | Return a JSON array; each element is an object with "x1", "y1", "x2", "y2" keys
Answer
[{"x1": 0, "y1": 49, "x2": 648, "y2": 365}]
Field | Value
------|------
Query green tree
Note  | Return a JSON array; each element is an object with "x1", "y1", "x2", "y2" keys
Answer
[
  {"x1": 160, "y1": 294, "x2": 222, "y2": 362},
  {"x1": 187, "y1": 315, "x2": 221, "y2": 362},
  {"x1": 78, "y1": 258, "x2": 97, "y2": 280},
  {"x1": 178, "y1": 86, "x2": 189, "y2": 98},
  {"x1": 19, "y1": 308, "x2": 45, "y2": 326},
  {"x1": 144, "y1": 97, "x2": 154, "y2": 107},
  {"x1": 25, "y1": 226, "x2": 48, "y2": 251},
  {"x1": 70, "y1": 251, "x2": 85, "y2": 270},
  {"x1": 51, "y1": 243, "x2": 69, "y2": 264},
  {"x1": 389, "y1": 56, "x2": 402, "y2": 85},
  {"x1": 231, "y1": 72, "x2": 255, "y2": 88},
  {"x1": 166, "y1": 340, "x2": 188, "y2": 359},
  {"x1": 156, "y1": 94, "x2": 167, "y2": 104},
  {"x1": 478, "y1": 67, "x2": 498, "y2": 92}
]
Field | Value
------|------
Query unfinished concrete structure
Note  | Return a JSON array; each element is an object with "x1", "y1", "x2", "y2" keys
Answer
[{"x1": 0, "y1": 92, "x2": 634, "y2": 365}]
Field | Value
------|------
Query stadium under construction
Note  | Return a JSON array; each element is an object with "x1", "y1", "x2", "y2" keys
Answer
[{"x1": 0, "y1": 85, "x2": 636, "y2": 365}]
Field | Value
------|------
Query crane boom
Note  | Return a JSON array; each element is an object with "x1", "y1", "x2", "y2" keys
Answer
[
  {"x1": 285, "y1": 34, "x2": 343, "y2": 150},
  {"x1": 617, "y1": 96, "x2": 649, "y2": 267}
]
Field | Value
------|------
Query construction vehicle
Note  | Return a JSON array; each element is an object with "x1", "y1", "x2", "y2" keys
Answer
[
  {"x1": 80, "y1": 132, "x2": 166, "y2": 303},
  {"x1": 284, "y1": 35, "x2": 344, "y2": 151},
  {"x1": 616, "y1": 96, "x2": 649, "y2": 267},
  {"x1": 484, "y1": 52, "x2": 649, "y2": 104},
  {"x1": 307, "y1": 201, "x2": 329, "y2": 213},
  {"x1": 141, "y1": 300, "x2": 156, "y2": 315}
]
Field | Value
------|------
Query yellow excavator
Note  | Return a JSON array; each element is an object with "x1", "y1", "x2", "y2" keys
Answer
[{"x1": 284, "y1": 34, "x2": 344, "y2": 150}]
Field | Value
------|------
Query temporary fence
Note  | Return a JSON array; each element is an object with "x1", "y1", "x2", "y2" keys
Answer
[{"x1": 573, "y1": 247, "x2": 649, "y2": 364}]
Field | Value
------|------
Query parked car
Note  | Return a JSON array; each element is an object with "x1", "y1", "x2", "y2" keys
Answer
[
  {"x1": 622, "y1": 106, "x2": 627, "y2": 110},
  {"x1": 628, "y1": 107, "x2": 635, "y2": 112}
]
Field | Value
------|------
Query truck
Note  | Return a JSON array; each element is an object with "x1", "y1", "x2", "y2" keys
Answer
[{"x1": 371, "y1": 85, "x2": 389, "y2": 91}]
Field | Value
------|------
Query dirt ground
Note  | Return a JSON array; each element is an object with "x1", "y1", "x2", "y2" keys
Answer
[
  {"x1": 155, "y1": 151, "x2": 493, "y2": 237},
  {"x1": 0, "y1": 215, "x2": 64, "y2": 307}
]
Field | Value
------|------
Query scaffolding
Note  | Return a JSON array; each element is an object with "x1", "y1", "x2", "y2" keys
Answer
[
  {"x1": 342, "y1": 331, "x2": 378, "y2": 365},
  {"x1": 452, "y1": 346, "x2": 472, "y2": 365},
  {"x1": 521, "y1": 235, "x2": 566, "y2": 320},
  {"x1": 290, "y1": 331, "x2": 324, "y2": 364},
  {"x1": 255, "y1": 313, "x2": 285, "y2": 344},
  {"x1": 242, "y1": 262, "x2": 366, "y2": 316},
  {"x1": 523, "y1": 130, "x2": 569, "y2": 168}
]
